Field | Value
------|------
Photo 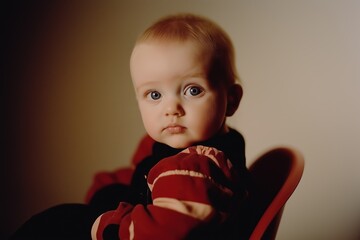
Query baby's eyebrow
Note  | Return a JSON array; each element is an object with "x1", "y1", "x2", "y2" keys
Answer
[
  {"x1": 181, "y1": 71, "x2": 206, "y2": 79},
  {"x1": 135, "y1": 81, "x2": 158, "y2": 91}
]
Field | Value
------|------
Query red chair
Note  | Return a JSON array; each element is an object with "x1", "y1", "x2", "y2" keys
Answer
[{"x1": 248, "y1": 147, "x2": 304, "y2": 240}]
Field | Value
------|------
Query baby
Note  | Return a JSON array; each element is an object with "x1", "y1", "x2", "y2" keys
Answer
[{"x1": 91, "y1": 13, "x2": 250, "y2": 239}]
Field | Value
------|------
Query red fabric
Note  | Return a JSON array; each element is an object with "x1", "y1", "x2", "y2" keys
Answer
[
  {"x1": 130, "y1": 134, "x2": 155, "y2": 166},
  {"x1": 85, "y1": 134, "x2": 155, "y2": 203},
  {"x1": 93, "y1": 146, "x2": 240, "y2": 240},
  {"x1": 95, "y1": 202, "x2": 134, "y2": 240}
]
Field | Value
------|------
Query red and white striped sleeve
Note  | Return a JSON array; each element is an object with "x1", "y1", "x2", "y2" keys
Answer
[{"x1": 91, "y1": 145, "x2": 238, "y2": 240}]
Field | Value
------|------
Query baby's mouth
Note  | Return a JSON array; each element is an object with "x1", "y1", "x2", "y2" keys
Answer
[{"x1": 164, "y1": 125, "x2": 186, "y2": 134}]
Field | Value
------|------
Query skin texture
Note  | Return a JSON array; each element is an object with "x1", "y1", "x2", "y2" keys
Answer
[{"x1": 130, "y1": 40, "x2": 240, "y2": 149}]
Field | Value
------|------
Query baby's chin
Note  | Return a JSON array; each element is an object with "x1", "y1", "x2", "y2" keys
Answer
[
  {"x1": 166, "y1": 142, "x2": 192, "y2": 149},
  {"x1": 152, "y1": 132, "x2": 210, "y2": 149},
  {"x1": 160, "y1": 138, "x2": 202, "y2": 149}
]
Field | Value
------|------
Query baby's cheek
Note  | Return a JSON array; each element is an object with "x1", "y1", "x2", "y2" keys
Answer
[{"x1": 142, "y1": 118, "x2": 159, "y2": 139}]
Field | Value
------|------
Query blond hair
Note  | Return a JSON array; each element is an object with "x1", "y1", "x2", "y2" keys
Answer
[{"x1": 135, "y1": 13, "x2": 239, "y2": 88}]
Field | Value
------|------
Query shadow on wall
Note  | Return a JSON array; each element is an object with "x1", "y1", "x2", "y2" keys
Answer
[
  {"x1": 3, "y1": 2, "x2": 62, "y2": 237},
  {"x1": 3, "y1": 1, "x2": 143, "y2": 237}
]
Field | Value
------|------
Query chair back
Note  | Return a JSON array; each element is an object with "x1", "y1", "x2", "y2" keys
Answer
[{"x1": 248, "y1": 147, "x2": 304, "y2": 240}]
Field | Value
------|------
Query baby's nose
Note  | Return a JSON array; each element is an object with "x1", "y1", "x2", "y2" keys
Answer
[{"x1": 165, "y1": 98, "x2": 184, "y2": 116}]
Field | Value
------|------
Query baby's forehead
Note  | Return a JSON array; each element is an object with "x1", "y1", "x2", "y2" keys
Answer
[
  {"x1": 138, "y1": 39, "x2": 212, "y2": 65},
  {"x1": 132, "y1": 40, "x2": 211, "y2": 66}
]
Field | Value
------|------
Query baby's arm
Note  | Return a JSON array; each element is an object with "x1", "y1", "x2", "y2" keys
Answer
[{"x1": 91, "y1": 145, "x2": 238, "y2": 240}]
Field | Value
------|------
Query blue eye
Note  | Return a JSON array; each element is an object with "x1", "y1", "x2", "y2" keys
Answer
[
  {"x1": 148, "y1": 91, "x2": 161, "y2": 100},
  {"x1": 185, "y1": 86, "x2": 203, "y2": 96}
]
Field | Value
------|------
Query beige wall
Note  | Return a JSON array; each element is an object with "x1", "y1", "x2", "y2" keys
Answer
[{"x1": 3, "y1": 1, "x2": 360, "y2": 239}]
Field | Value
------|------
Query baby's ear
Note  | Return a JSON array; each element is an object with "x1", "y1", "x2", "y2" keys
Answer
[{"x1": 226, "y1": 84, "x2": 243, "y2": 116}]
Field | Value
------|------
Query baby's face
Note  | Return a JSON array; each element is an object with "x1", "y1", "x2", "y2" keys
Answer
[{"x1": 130, "y1": 40, "x2": 228, "y2": 148}]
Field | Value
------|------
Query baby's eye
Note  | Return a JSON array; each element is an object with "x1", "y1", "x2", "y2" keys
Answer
[
  {"x1": 147, "y1": 91, "x2": 161, "y2": 100},
  {"x1": 185, "y1": 86, "x2": 203, "y2": 96}
]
